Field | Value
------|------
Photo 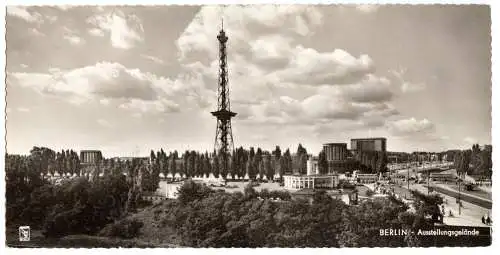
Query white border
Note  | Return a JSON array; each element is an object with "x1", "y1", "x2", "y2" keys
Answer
[{"x1": 1, "y1": 1, "x2": 498, "y2": 255}]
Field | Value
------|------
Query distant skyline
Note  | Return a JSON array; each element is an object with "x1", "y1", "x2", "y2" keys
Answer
[{"x1": 5, "y1": 5, "x2": 491, "y2": 157}]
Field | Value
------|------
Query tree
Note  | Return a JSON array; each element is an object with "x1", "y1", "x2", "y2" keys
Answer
[
  {"x1": 264, "y1": 154, "x2": 274, "y2": 180},
  {"x1": 273, "y1": 146, "x2": 282, "y2": 160},
  {"x1": 177, "y1": 180, "x2": 213, "y2": 204},
  {"x1": 249, "y1": 147, "x2": 255, "y2": 162},
  {"x1": 170, "y1": 153, "x2": 177, "y2": 176},
  {"x1": 212, "y1": 154, "x2": 220, "y2": 178},
  {"x1": 243, "y1": 182, "x2": 258, "y2": 199}
]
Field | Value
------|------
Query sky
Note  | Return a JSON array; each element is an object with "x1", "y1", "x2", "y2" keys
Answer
[{"x1": 5, "y1": 5, "x2": 492, "y2": 157}]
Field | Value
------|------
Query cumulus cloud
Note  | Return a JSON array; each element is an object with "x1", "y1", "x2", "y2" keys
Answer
[
  {"x1": 87, "y1": 10, "x2": 144, "y2": 49},
  {"x1": 7, "y1": 6, "x2": 43, "y2": 23},
  {"x1": 318, "y1": 74, "x2": 394, "y2": 103},
  {"x1": 177, "y1": 5, "x2": 323, "y2": 61},
  {"x1": 6, "y1": 62, "x2": 203, "y2": 114},
  {"x1": 176, "y1": 5, "x2": 401, "y2": 131},
  {"x1": 387, "y1": 117, "x2": 435, "y2": 136},
  {"x1": 274, "y1": 47, "x2": 374, "y2": 85}
]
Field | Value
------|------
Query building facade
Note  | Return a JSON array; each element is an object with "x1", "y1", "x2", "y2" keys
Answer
[
  {"x1": 351, "y1": 138, "x2": 387, "y2": 152},
  {"x1": 323, "y1": 143, "x2": 353, "y2": 174},
  {"x1": 356, "y1": 173, "x2": 379, "y2": 184},
  {"x1": 307, "y1": 156, "x2": 319, "y2": 175},
  {"x1": 324, "y1": 143, "x2": 348, "y2": 161},
  {"x1": 80, "y1": 150, "x2": 102, "y2": 165},
  {"x1": 283, "y1": 174, "x2": 339, "y2": 189}
]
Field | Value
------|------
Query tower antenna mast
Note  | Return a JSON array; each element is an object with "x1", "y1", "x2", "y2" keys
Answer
[{"x1": 211, "y1": 19, "x2": 236, "y2": 180}]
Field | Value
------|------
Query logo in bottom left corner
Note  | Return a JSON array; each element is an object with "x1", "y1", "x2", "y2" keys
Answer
[{"x1": 19, "y1": 226, "x2": 30, "y2": 242}]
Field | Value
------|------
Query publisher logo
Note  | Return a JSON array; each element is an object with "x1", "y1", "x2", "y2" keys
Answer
[{"x1": 19, "y1": 226, "x2": 30, "y2": 242}]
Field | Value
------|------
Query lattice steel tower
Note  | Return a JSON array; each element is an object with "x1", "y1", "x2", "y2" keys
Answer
[{"x1": 211, "y1": 21, "x2": 236, "y2": 177}]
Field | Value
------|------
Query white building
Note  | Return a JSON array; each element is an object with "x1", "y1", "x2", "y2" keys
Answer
[
  {"x1": 307, "y1": 156, "x2": 319, "y2": 175},
  {"x1": 283, "y1": 174, "x2": 339, "y2": 189},
  {"x1": 355, "y1": 173, "x2": 379, "y2": 184},
  {"x1": 156, "y1": 180, "x2": 182, "y2": 199}
]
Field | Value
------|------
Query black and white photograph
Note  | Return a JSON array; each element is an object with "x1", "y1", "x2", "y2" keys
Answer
[{"x1": 3, "y1": 2, "x2": 495, "y2": 248}]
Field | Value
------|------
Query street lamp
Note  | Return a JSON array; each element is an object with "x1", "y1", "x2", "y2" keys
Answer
[
  {"x1": 407, "y1": 160, "x2": 410, "y2": 190},
  {"x1": 427, "y1": 168, "x2": 430, "y2": 195},
  {"x1": 458, "y1": 172, "x2": 462, "y2": 215}
]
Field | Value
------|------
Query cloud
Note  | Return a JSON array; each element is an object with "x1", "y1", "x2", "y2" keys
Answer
[
  {"x1": 64, "y1": 35, "x2": 85, "y2": 45},
  {"x1": 56, "y1": 6, "x2": 76, "y2": 11},
  {"x1": 87, "y1": 10, "x2": 144, "y2": 49},
  {"x1": 7, "y1": 6, "x2": 43, "y2": 23},
  {"x1": 390, "y1": 68, "x2": 427, "y2": 93},
  {"x1": 31, "y1": 28, "x2": 45, "y2": 36},
  {"x1": 239, "y1": 91, "x2": 399, "y2": 128},
  {"x1": 119, "y1": 98, "x2": 180, "y2": 113},
  {"x1": 401, "y1": 82, "x2": 426, "y2": 93},
  {"x1": 274, "y1": 47, "x2": 374, "y2": 86},
  {"x1": 176, "y1": 5, "x2": 323, "y2": 61},
  {"x1": 176, "y1": 5, "x2": 399, "y2": 131},
  {"x1": 355, "y1": 5, "x2": 380, "y2": 13},
  {"x1": 318, "y1": 74, "x2": 394, "y2": 103},
  {"x1": 6, "y1": 62, "x2": 196, "y2": 114},
  {"x1": 88, "y1": 28, "x2": 105, "y2": 37},
  {"x1": 140, "y1": 54, "x2": 164, "y2": 64},
  {"x1": 387, "y1": 117, "x2": 435, "y2": 136}
]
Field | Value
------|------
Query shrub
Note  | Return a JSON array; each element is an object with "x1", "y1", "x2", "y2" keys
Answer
[
  {"x1": 99, "y1": 219, "x2": 144, "y2": 239},
  {"x1": 177, "y1": 180, "x2": 213, "y2": 204}
]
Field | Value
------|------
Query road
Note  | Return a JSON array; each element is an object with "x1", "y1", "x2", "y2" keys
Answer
[{"x1": 432, "y1": 184, "x2": 492, "y2": 209}]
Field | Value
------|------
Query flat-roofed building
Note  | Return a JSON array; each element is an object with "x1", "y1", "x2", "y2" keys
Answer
[
  {"x1": 356, "y1": 173, "x2": 379, "y2": 184},
  {"x1": 323, "y1": 143, "x2": 355, "y2": 173},
  {"x1": 351, "y1": 137, "x2": 387, "y2": 152},
  {"x1": 80, "y1": 150, "x2": 102, "y2": 165},
  {"x1": 283, "y1": 174, "x2": 339, "y2": 189}
]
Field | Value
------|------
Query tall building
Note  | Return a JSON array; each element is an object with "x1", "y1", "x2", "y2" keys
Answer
[
  {"x1": 350, "y1": 138, "x2": 388, "y2": 173},
  {"x1": 211, "y1": 21, "x2": 236, "y2": 178},
  {"x1": 322, "y1": 143, "x2": 356, "y2": 173},
  {"x1": 350, "y1": 138, "x2": 387, "y2": 152},
  {"x1": 323, "y1": 143, "x2": 348, "y2": 161},
  {"x1": 80, "y1": 150, "x2": 102, "y2": 165}
]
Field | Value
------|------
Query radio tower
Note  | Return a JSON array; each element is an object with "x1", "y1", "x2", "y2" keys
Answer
[{"x1": 211, "y1": 19, "x2": 236, "y2": 178}]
